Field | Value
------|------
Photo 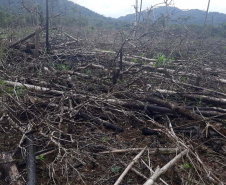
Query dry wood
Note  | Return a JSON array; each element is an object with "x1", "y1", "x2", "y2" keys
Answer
[
  {"x1": 4, "y1": 80, "x2": 63, "y2": 95},
  {"x1": 122, "y1": 60, "x2": 226, "y2": 84},
  {"x1": 100, "y1": 147, "x2": 178, "y2": 154},
  {"x1": 156, "y1": 89, "x2": 226, "y2": 105},
  {"x1": 114, "y1": 146, "x2": 147, "y2": 185},
  {"x1": 64, "y1": 32, "x2": 79, "y2": 42},
  {"x1": 143, "y1": 149, "x2": 188, "y2": 185},
  {"x1": 120, "y1": 161, "x2": 148, "y2": 180},
  {"x1": 172, "y1": 80, "x2": 226, "y2": 98}
]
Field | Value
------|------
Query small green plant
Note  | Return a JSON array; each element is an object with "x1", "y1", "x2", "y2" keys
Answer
[
  {"x1": 133, "y1": 58, "x2": 138, "y2": 63},
  {"x1": 127, "y1": 179, "x2": 132, "y2": 183},
  {"x1": 141, "y1": 53, "x2": 146, "y2": 57},
  {"x1": 86, "y1": 69, "x2": 92, "y2": 75},
  {"x1": 111, "y1": 165, "x2": 121, "y2": 173},
  {"x1": 184, "y1": 97, "x2": 187, "y2": 105},
  {"x1": 222, "y1": 46, "x2": 226, "y2": 50},
  {"x1": 197, "y1": 96, "x2": 203, "y2": 106},
  {"x1": 180, "y1": 76, "x2": 188, "y2": 83},
  {"x1": 170, "y1": 84, "x2": 174, "y2": 90},
  {"x1": 0, "y1": 84, "x2": 26, "y2": 97},
  {"x1": 117, "y1": 79, "x2": 121, "y2": 83},
  {"x1": 154, "y1": 53, "x2": 167, "y2": 66},
  {"x1": 36, "y1": 154, "x2": 45, "y2": 161},
  {"x1": 102, "y1": 136, "x2": 109, "y2": 142},
  {"x1": 0, "y1": 80, "x2": 6, "y2": 85},
  {"x1": 56, "y1": 64, "x2": 69, "y2": 71},
  {"x1": 16, "y1": 86, "x2": 26, "y2": 96},
  {"x1": 184, "y1": 163, "x2": 191, "y2": 169},
  {"x1": 154, "y1": 53, "x2": 174, "y2": 67},
  {"x1": 179, "y1": 162, "x2": 191, "y2": 170},
  {"x1": 44, "y1": 47, "x2": 47, "y2": 53}
]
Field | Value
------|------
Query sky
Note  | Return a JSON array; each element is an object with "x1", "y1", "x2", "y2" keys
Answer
[{"x1": 71, "y1": 0, "x2": 226, "y2": 18}]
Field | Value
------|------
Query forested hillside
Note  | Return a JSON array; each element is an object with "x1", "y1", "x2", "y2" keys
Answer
[
  {"x1": 0, "y1": 0, "x2": 129, "y2": 28},
  {"x1": 118, "y1": 6, "x2": 226, "y2": 26}
]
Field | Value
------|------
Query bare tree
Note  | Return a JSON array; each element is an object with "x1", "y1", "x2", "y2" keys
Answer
[
  {"x1": 46, "y1": 0, "x2": 50, "y2": 52},
  {"x1": 133, "y1": 0, "x2": 138, "y2": 38},
  {"x1": 204, "y1": 0, "x2": 211, "y2": 26}
]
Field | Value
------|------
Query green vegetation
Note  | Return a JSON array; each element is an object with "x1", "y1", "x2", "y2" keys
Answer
[
  {"x1": 132, "y1": 58, "x2": 138, "y2": 63},
  {"x1": 154, "y1": 53, "x2": 173, "y2": 67},
  {"x1": 102, "y1": 136, "x2": 110, "y2": 142},
  {"x1": 111, "y1": 165, "x2": 121, "y2": 173},
  {"x1": 36, "y1": 154, "x2": 45, "y2": 161},
  {"x1": 197, "y1": 96, "x2": 203, "y2": 106},
  {"x1": 180, "y1": 162, "x2": 192, "y2": 169},
  {"x1": 179, "y1": 77, "x2": 188, "y2": 83},
  {"x1": 184, "y1": 163, "x2": 191, "y2": 169},
  {"x1": 86, "y1": 69, "x2": 92, "y2": 75},
  {"x1": 56, "y1": 64, "x2": 69, "y2": 71},
  {"x1": 0, "y1": 81, "x2": 27, "y2": 96}
]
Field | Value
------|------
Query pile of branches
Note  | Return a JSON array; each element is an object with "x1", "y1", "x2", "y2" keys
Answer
[{"x1": 0, "y1": 27, "x2": 225, "y2": 185}]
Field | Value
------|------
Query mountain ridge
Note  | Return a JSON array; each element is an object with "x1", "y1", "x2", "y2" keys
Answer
[
  {"x1": 0, "y1": 0, "x2": 128, "y2": 28},
  {"x1": 117, "y1": 6, "x2": 226, "y2": 26}
]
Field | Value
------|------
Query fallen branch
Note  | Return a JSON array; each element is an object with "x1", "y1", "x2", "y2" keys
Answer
[
  {"x1": 100, "y1": 147, "x2": 178, "y2": 154},
  {"x1": 114, "y1": 146, "x2": 147, "y2": 185},
  {"x1": 120, "y1": 161, "x2": 148, "y2": 180},
  {"x1": 143, "y1": 149, "x2": 188, "y2": 185},
  {"x1": 156, "y1": 89, "x2": 226, "y2": 106}
]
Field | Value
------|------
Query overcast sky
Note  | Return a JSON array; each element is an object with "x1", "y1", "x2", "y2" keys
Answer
[{"x1": 70, "y1": 0, "x2": 226, "y2": 18}]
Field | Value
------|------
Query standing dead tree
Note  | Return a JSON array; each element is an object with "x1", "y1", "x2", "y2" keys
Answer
[
  {"x1": 133, "y1": 0, "x2": 138, "y2": 38},
  {"x1": 204, "y1": 0, "x2": 211, "y2": 26}
]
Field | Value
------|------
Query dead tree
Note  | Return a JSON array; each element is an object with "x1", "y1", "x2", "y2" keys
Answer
[{"x1": 204, "y1": 0, "x2": 211, "y2": 26}]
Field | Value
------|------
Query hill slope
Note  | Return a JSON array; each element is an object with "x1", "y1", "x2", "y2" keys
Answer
[
  {"x1": 118, "y1": 6, "x2": 226, "y2": 25},
  {"x1": 0, "y1": 0, "x2": 127, "y2": 28}
]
